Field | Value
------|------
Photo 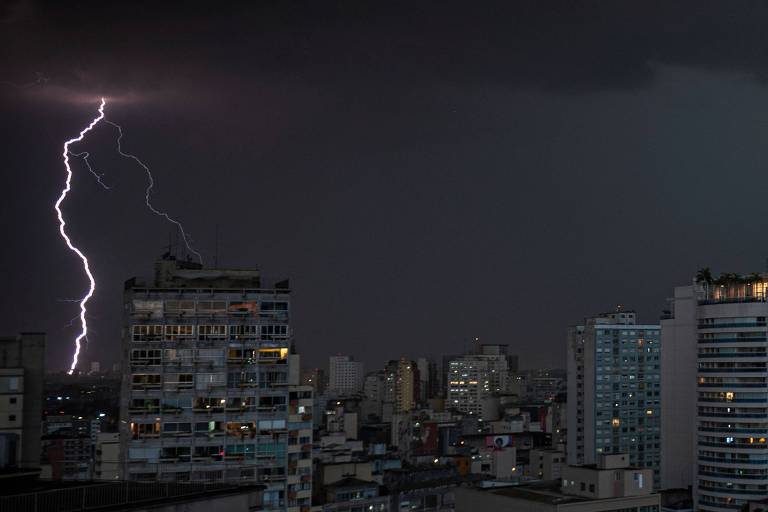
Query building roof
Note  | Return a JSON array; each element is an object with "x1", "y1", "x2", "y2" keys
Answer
[{"x1": 482, "y1": 480, "x2": 589, "y2": 505}]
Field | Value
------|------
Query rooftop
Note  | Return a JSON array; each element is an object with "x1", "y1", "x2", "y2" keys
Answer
[{"x1": 483, "y1": 480, "x2": 589, "y2": 505}]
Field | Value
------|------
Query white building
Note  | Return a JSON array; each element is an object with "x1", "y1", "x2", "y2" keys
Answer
[
  {"x1": 662, "y1": 274, "x2": 768, "y2": 511},
  {"x1": 328, "y1": 356, "x2": 363, "y2": 396},
  {"x1": 94, "y1": 432, "x2": 121, "y2": 480}
]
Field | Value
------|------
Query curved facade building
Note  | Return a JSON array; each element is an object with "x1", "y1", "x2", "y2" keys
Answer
[
  {"x1": 696, "y1": 281, "x2": 768, "y2": 511},
  {"x1": 662, "y1": 278, "x2": 768, "y2": 511}
]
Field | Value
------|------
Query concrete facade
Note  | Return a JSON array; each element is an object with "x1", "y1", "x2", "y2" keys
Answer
[
  {"x1": 0, "y1": 332, "x2": 45, "y2": 469},
  {"x1": 567, "y1": 311, "x2": 661, "y2": 487},
  {"x1": 660, "y1": 284, "x2": 698, "y2": 491},
  {"x1": 119, "y1": 255, "x2": 309, "y2": 511},
  {"x1": 328, "y1": 356, "x2": 363, "y2": 396}
]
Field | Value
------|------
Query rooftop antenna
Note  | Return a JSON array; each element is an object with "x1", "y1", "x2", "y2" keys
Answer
[
  {"x1": 164, "y1": 231, "x2": 173, "y2": 259},
  {"x1": 214, "y1": 223, "x2": 220, "y2": 268}
]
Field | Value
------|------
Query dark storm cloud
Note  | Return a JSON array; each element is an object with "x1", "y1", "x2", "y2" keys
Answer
[
  {"x1": 3, "y1": 1, "x2": 768, "y2": 101},
  {"x1": 4, "y1": 1, "x2": 768, "y2": 372}
]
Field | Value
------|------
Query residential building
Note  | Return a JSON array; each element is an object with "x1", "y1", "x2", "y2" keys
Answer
[
  {"x1": 384, "y1": 359, "x2": 419, "y2": 413},
  {"x1": 94, "y1": 432, "x2": 120, "y2": 480},
  {"x1": 416, "y1": 357, "x2": 438, "y2": 401},
  {"x1": 120, "y1": 255, "x2": 301, "y2": 511},
  {"x1": 362, "y1": 370, "x2": 386, "y2": 421},
  {"x1": 41, "y1": 433, "x2": 92, "y2": 480},
  {"x1": 567, "y1": 309, "x2": 661, "y2": 487},
  {"x1": 663, "y1": 273, "x2": 768, "y2": 511},
  {"x1": 525, "y1": 368, "x2": 567, "y2": 403},
  {"x1": 328, "y1": 356, "x2": 363, "y2": 396},
  {"x1": 446, "y1": 345, "x2": 510, "y2": 417},
  {"x1": 530, "y1": 447, "x2": 566, "y2": 480},
  {"x1": 287, "y1": 385, "x2": 313, "y2": 510},
  {"x1": 300, "y1": 368, "x2": 326, "y2": 395},
  {"x1": 0, "y1": 332, "x2": 45, "y2": 469}
]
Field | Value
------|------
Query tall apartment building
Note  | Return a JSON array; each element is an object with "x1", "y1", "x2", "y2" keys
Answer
[
  {"x1": 362, "y1": 370, "x2": 386, "y2": 421},
  {"x1": 416, "y1": 357, "x2": 437, "y2": 402},
  {"x1": 446, "y1": 344, "x2": 511, "y2": 417},
  {"x1": 328, "y1": 356, "x2": 363, "y2": 396},
  {"x1": 0, "y1": 332, "x2": 45, "y2": 469},
  {"x1": 384, "y1": 359, "x2": 419, "y2": 413},
  {"x1": 662, "y1": 274, "x2": 768, "y2": 511},
  {"x1": 567, "y1": 310, "x2": 661, "y2": 488},
  {"x1": 120, "y1": 255, "x2": 310, "y2": 512}
]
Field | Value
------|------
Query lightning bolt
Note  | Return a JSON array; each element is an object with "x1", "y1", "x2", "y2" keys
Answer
[
  {"x1": 55, "y1": 98, "x2": 106, "y2": 375},
  {"x1": 55, "y1": 98, "x2": 202, "y2": 374},
  {"x1": 69, "y1": 151, "x2": 111, "y2": 190},
  {"x1": 104, "y1": 119, "x2": 203, "y2": 264}
]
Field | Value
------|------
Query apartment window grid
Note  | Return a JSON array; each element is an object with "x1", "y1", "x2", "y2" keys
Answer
[
  {"x1": 696, "y1": 312, "x2": 768, "y2": 511},
  {"x1": 593, "y1": 328, "x2": 661, "y2": 488},
  {"x1": 124, "y1": 293, "x2": 292, "y2": 487}
]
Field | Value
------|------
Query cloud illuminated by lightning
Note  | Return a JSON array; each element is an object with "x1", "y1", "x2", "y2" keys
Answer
[
  {"x1": 104, "y1": 119, "x2": 203, "y2": 264},
  {"x1": 55, "y1": 98, "x2": 106, "y2": 375}
]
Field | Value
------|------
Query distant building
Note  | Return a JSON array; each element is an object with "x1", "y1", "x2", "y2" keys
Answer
[
  {"x1": 362, "y1": 370, "x2": 386, "y2": 421},
  {"x1": 525, "y1": 368, "x2": 566, "y2": 403},
  {"x1": 0, "y1": 332, "x2": 45, "y2": 469},
  {"x1": 416, "y1": 357, "x2": 438, "y2": 401},
  {"x1": 301, "y1": 367, "x2": 326, "y2": 394},
  {"x1": 567, "y1": 309, "x2": 661, "y2": 487},
  {"x1": 120, "y1": 255, "x2": 307, "y2": 511},
  {"x1": 446, "y1": 345, "x2": 510, "y2": 417},
  {"x1": 41, "y1": 434, "x2": 92, "y2": 480},
  {"x1": 329, "y1": 356, "x2": 363, "y2": 396},
  {"x1": 529, "y1": 447, "x2": 566, "y2": 480},
  {"x1": 385, "y1": 359, "x2": 419, "y2": 413}
]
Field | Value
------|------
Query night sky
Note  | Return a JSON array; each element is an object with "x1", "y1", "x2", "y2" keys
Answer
[{"x1": 3, "y1": 1, "x2": 768, "y2": 372}]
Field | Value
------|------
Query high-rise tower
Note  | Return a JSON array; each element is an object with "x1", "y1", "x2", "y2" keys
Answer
[{"x1": 120, "y1": 255, "x2": 311, "y2": 511}]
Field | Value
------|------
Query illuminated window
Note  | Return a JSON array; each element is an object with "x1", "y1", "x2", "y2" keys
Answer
[
  {"x1": 611, "y1": 418, "x2": 621, "y2": 427},
  {"x1": 199, "y1": 325, "x2": 227, "y2": 339},
  {"x1": 725, "y1": 392, "x2": 734, "y2": 401},
  {"x1": 132, "y1": 325, "x2": 163, "y2": 341},
  {"x1": 164, "y1": 325, "x2": 194, "y2": 340}
]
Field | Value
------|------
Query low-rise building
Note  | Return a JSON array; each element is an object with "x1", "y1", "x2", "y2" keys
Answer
[
  {"x1": 456, "y1": 453, "x2": 660, "y2": 511},
  {"x1": 530, "y1": 447, "x2": 566, "y2": 480},
  {"x1": 94, "y1": 432, "x2": 120, "y2": 480}
]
